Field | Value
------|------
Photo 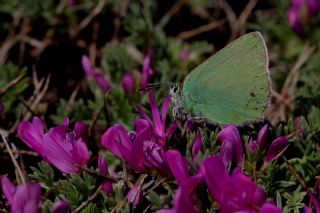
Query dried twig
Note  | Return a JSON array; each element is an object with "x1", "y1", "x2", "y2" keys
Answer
[
  {"x1": 0, "y1": 74, "x2": 26, "y2": 96},
  {"x1": 111, "y1": 0, "x2": 130, "y2": 41},
  {"x1": 23, "y1": 74, "x2": 51, "y2": 121},
  {"x1": 283, "y1": 156, "x2": 308, "y2": 190},
  {"x1": 66, "y1": 85, "x2": 80, "y2": 111},
  {"x1": 72, "y1": 185, "x2": 102, "y2": 213},
  {"x1": 89, "y1": 91, "x2": 110, "y2": 137},
  {"x1": 81, "y1": 166, "x2": 118, "y2": 182},
  {"x1": 0, "y1": 18, "x2": 30, "y2": 65},
  {"x1": 178, "y1": 20, "x2": 226, "y2": 40},
  {"x1": 265, "y1": 44, "x2": 315, "y2": 124},
  {"x1": 219, "y1": 0, "x2": 257, "y2": 42},
  {"x1": 4, "y1": 149, "x2": 38, "y2": 156},
  {"x1": 236, "y1": 0, "x2": 257, "y2": 37},
  {"x1": 165, "y1": 0, "x2": 186, "y2": 18},
  {"x1": 9, "y1": 71, "x2": 50, "y2": 134},
  {"x1": 219, "y1": 0, "x2": 238, "y2": 41},
  {"x1": 69, "y1": 0, "x2": 108, "y2": 39},
  {"x1": 1, "y1": 133, "x2": 27, "y2": 184}
]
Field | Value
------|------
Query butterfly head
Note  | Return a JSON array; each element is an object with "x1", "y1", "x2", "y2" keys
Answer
[
  {"x1": 169, "y1": 84, "x2": 183, "y2": 111},
  {"x1": 169, "y1": 85, "x2": 181, "y2": 97}
]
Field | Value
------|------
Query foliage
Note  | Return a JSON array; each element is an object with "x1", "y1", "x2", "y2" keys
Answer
[{"x1": 0, "y1": 0, "x2": 320, "y2": 212}]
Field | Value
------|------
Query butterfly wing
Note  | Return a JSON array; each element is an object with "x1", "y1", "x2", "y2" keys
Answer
[{"x1": 181, "y1": 32, "x2": 270, "y2": 125}]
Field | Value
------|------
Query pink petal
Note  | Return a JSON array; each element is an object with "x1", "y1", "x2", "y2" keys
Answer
[
  {"x1": 179, "y1": 48, "x2": 190, "y2": 61},
  {"x1": 192, "y1": 133, "x2": 203, "y2": 159},
  {"x1": 72, "y1": 138, "x2": 90, "y2": 166},
  {"x1": 127, "y1": 186, "x2": 142, "y2": 206},
  {"x1": 141, "y1": 54, "x2": 154, "y2": 88},
  {"x1": 201, "y1": 156, "x2": 228, "y2": 203},
  {"x1": 17, "y1": 117, "x2": 45, "y2": 157},
  {"x1": 161, "y1": 96, "x2": 171, "y2": 128},
  {"x1": 260, "y1": 203, "x2": 282, "y2": 213},
  {"x1": 308, "y1": 191, "x2": 320, "y2": 212},
  {"x1": 303, "y1": 206, "x2": 313, "y2": 213},
  {"x1": 68, "y1": 0, "x2": 77, "y2": 6},
  {"x1": 265, "y1": 136, "x2": 288, "y2": 163},
  {"x1": 51, "y1": 199, "x2": 69, "y2": 213},
  {"x1": 156, "y1": 210, "x2": 175, "y2": 213},
  {"x1": 121, "y1": 72, "x2": 135, "y2": 95},
  {"x1": 166, "y1": 150, "x2": 189, "y2": 185},
  {"x1": 102, "y1": 182, "x2": 113, "y2": 195},
  {"x1": 136, "y1": 105, "x2": 153, "y2": 128},
  {"x1": 12, "y1": 183, "x2": 41, "y2": 212},
  {"x1": 0, "y1": 100, "x2": 4, "y2": 115},
  {"x1": 130, "y1": 129, "x2": 153, "y2": 171},
  {"x1": 175, "y1": 187, "x2": 198, "y2": 213},
  {"x1": 180, "y1": 174, "x2": 203, "y2": 195},
  {"x1": 1, "y1": 176, "x2": 16, "y2": 204},
  {"x1": 149, "y1": 91, "x2": 163, "y2": 137},
  {"x1": 218, "y1": 125, "x2": 244, "y2": 165},
  {"x1": 101, "y1": 125, "x2": 132, "y2": 161},
  {"x1": 143, "y1": 140, "x2": 166, "y2": 172},
  {"x1": 98, "y1": 155, "x2": 109, "y2": 176},
  {"x1": 74, "y1": 121, "x2": 89, "y2": 142},
  {"x1": 247, "y1": 138, "x2": 258, "y2": 155},
  {"x1": 43, "y1": 131, "x2": 79, "y2": 174},
  {"x1": 81, "y1": 55, "x2": 93, "y2": 76},
  {"x1": 134, "y1": 119, "x2": 149, "y2": 133},
  {"x1": 93, "y1": 71, "x2": 111, "y2": 92},
  {"x1": 165, "y1": 122, "x2": 178, "y2": 138},
  {"x1": 252, "y1": 188, "x2": 266, "y2": 207},
  {"x1": 257, "y1": 124, "x2": 268, "y2": 151},
  {"x1": 219, "y1": 141, "x2": 233, "y2": 167}
]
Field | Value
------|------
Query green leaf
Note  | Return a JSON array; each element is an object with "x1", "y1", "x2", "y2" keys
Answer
[
  {"x1": 29, "y1": 162, "x2": 55, "y2": 189},
  {"x1": 81, "y1": 203, "x2": 99, "y2": 213}
]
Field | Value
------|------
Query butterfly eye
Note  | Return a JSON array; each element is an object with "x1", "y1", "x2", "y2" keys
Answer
[{"x1": 173, "y1": 86, "x2": 179, "y2": 94}]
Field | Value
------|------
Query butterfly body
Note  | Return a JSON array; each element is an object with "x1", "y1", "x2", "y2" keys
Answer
[{"x1": 170, "y1": 32, "x2": 271, "y2": 125}]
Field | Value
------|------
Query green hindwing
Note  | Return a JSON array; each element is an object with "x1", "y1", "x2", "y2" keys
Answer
[{"x1": 181, "y1": 32, "x2": 270, "y2": 125}]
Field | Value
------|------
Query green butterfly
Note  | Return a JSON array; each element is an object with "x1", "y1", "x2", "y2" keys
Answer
[{"x1": 147, "y1": 32, "x2": 271, "y2": 125}]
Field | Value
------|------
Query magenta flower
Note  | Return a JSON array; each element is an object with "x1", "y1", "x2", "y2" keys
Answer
[
  {"x1": 218, "y1": 125, "x2": 244, "y2": 165},
  {"x1": 265, "y1": 136, "x2": 288, "y2": 163},
  {"x1": 219, "y1": 140, "x2": 233, "y2": 167},
  {"x1": 121, "y1": 71, "x2": 136, "y2": 95},
  {"x1": 141, "y1": 53, "x2": 154, "y2": 88},
  {"x1": 101, "y1": 121, "x2": 168, "y2": 173},
  {"x1": 68, "y1": 0, "x2": 77, "y2": 6},
  {"x1": 179, "y1": 48, "x2": 190, "y2": 62},
  {"x1": 137, "y1": 91, "x2": 177, "y2": 146},
  {"x1": 307, "y1": 191, "x2": 320, "y2": 212},
  {"x1": 303, "y1": 206, "x2": 313, "y2": 213},
  {"x1": 160, "y1": 150, "x2": 203, "y2": 213},
  {"x1": 98, "y1": 155, "x2": 113, "y2": 195},
  {"x1": 191, "y1": 133, "x2": 203, "y2": 159},
  {"x1": 0, "y1": 99, "x2": 4, "y2": 115},
  {"x1": 18, "y1": 116, "x2": 46, "y2": 158},
  {"x1": 166, "y1": 150, "x2": 189, "y2": 185},
  {"x1": 201, "y1": 155, "x2": 281, "y2": 213},
  {"x1": 18, "y1": 117, "x2": 90, "y2": 174},
  {"x1": 81, "y1": 55, "x2": 111, "y2": 92},
  {"x1": 248, "y1": 124, "x2": 269, "y2": 155},
  {"x1": 102, "y1": 91, "x2": 177, "y2": 173},
  {"x1": 288, "y1": 0, "x2": 320, "y2": 35},
  {"x1": 127, "y1": 186, "x2": 143, "y2": 206},
  {"x1": 260, "y1": 203, "x2": 283, "y2": 213},
  {"x1": 51, "y1": 200, "x2": 69, "y2": 213},
  {"x1": 42, "y1": 118, "x2": 90, "y2": 173},
  {"x1": 1, "y1": 176, "x2": 41, "y2": 213}
]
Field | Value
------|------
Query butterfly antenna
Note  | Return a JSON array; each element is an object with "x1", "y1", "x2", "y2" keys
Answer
[{"x1": 138, "y1": 82, "x2": 177, "y2": 91}]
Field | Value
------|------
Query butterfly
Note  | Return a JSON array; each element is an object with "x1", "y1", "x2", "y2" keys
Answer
[{"x1": 144, "y1": 32, "x2": 271, "y2": 125}]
